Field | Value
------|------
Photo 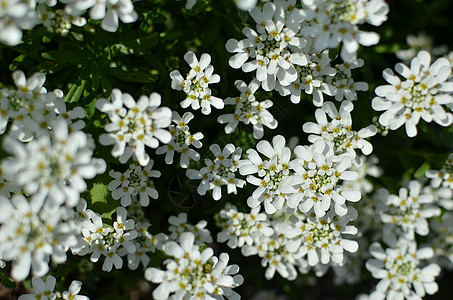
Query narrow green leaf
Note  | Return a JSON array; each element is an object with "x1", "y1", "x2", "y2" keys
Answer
[
  {"x1": 188, "y1": 0, "x2": 213, "y2": 16},
  {"x1": 42, "y1": 50, "x2": 88, "y2": 64},
  {"x1": 116, "y1": 32, "x2": 159, "y2": 54},
  {"x1": 414, "y1": 162, "x2": 431, "y2": 179},
  {"x1": 64, "y1": 80, "x2": 86, "y2": 103},
  {"x1": 104, "y1": 68, "x2": 158, "y2": 83}
]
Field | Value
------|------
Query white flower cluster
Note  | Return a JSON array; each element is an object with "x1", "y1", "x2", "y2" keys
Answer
[
  {"x1": 156, "y1": 111, "x2": 203, "y2": 168},
  {"x1": 372, "y1": 50, "x2": 453, "y2": 137},
  {"x1": 145, "y1": 232, "x2": 243, "y2": 300},
  {"x1": 426, "y1": 153, "x2": 453, "y2": 189},
  {"x1": 122, "y1": 200, "x2": 168, "y2": 271},
  {"x1": 108, "y1": 160, "x2": 161, "y2": 207},
  {"x1": 0, "y1": 0, "x2": 138, "y2": 45},
  {"x1": 187, "y1": 144, "x2": 245, "y2": 200},
  {"x1": 428, "y1": 212, "x2": 453, "y2": 269},
  {"x1": 225, "y1": 0, "x2": 385, "y2": 106},
  {"x1": 0, "y1": 70, "x2": 106, "y2": 284},
  {"x1": 18, "y1": 275, "x2": 89, "y2": 300},
  {"x1": 301, "y1": 0, "x2": 389, "y2": 62},
  {"x1": 2, "y1": 118, "x2": 105, "y2": 207},
  {"x1": 96, "y1": 88, "x2": 172, "y2": 166},
  {"x1": 0, "y1": 194, "x2": 80, "y2": 281},
  {"x1": 376, "y1": 180, "x2": 441, "y2": 239},
  {"x1": 168, "y1": 212, "x2": 213, "y2": 245},
  {"x1": 0, "y1": 70, "x2": 85, "y2": 142},
  {"x1": 215, "y1": 204, "x2": 273, "y2": 249},
  {"x1": 366, "y1": 237, "x2": 441, "y2": 300},
  {"x1": 216, "y1": 202, "x2": 360, "y2": 281},
  {"x1": 218, "y1": 79, "x2": 278, "y2": 139},
  {"x1": 170, "y1": 51, "x2": 224, "y2": 115},
  {"x1": 72, "y1": 207, "x2": 138, "y2": 272},
  {"x1": 303, "y1": 100, "x2": 377, "y2": 161}
]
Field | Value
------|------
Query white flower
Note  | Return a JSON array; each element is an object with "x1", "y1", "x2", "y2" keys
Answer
[
  {"x1": 2, "y1": 118, "x2": 105, "y2": 208},
  {"x1": 396, "y1": 32, "x2": 448, "y2": 63},
  {"x1": 425, "y1": 153, "x2": 453, "y2": 189},
  {"x1": 216, "y1": 203, "x2": 273, "y2": 249},
  {"x1": 372, "y1": 50, "x2": 453, "y2": 137},
  {"x1": 428, "y1": 212, "x2": 453, "y2": 269},
  {"x1": 65, "y1": 0, "x2": 137, "y2": 32},
  {"x1": 342, "y1": 155, "x2": 382, "y2": 194},
  {"x1": 0, "y1": 194, "x2": 79, "y2": 281},
  {"x1": 241, "y1": 219, "x2": 301, "y2": 280},
  {"x1": 218, "y1": 79, "x2": 278, "y2": 139},
  {"x1": 96, "y1": 89, "x2": 172, "y2": 165},
  {"x1": 282, "y1": 139, "x2": 359, "y2": 217},
  {"x1": 62, "y1": 280, "x2": 89, "y2": 300},
  {"x1": 144, "y1": 232, "x2": 243, "y2": 300},
  {"x1": 326, "y1": 59, "x2": 369, "y2": 102},
  {"x1": 74, "y1": 207, "x2": 137, "y2": 272},
  {"x1": 303, "y1": 101, "x2": 376, "y2": 158},
  {"x1": 226, "y1": 1, "x2": 308, "y2": 91},
  {"x1": 301, "y1": 0, "x2": 389, "y2": 62},
  {"x1": 378, "y1": 180, "x2": 441, "y2": 239},
  {"x1": 186, "y1": 144, "x2": 245, "y2": 201},
  {"x1": 108, "y1": 160, "x2": 160, "y2": 207},
  {"x1": 235, "y1": 0, "x2": 258, "y2": 11},
  {"x1": 156, "y1": 111, "x2": 203, "y2": 168},
  {"x1": 18, "y1": 275, "x2": 56, "y2": 300},
  {"x1": 366, "y1": 237, "x2": 441, "y2": 299},
  {"x1": 238, "y1": 135, "x2": 292, "y2": 214},
  {"x1": 275, "y1": 49, "x2": 337, "y2": 106},
  {"x1": 168, "y1": 213, "x2": 212, "y2": 245},
  {"x1": 0, "y1": 70, "x2": 51, "y2": 139},
  {"x1": 285, "y1": 208, "x2": 359, "y2": 267},
  {"x1": 170, "y1": 51, "x2": 223, "y2": 115},
  {"x1": 0, "y1": 0, "x2": 37, "y2": 46}
]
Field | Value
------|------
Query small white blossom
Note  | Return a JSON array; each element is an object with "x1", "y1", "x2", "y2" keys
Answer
[
  {"x1": 281, "y1": 139, "x2": 360, "y2": 217},
  {"x1": 108, "y1": 160, "x2": 160, "y2": 207},
  {"x1": 144, "y1": 232, "x2": 243, "y2": 300},
  {"x1": 302, "y1": 101, "x2": 376, "y2": 158},
  {"x1": 285, "y1": 208, "x2": 359, "y2": 267},
  {"x1": 0, "y1": 194, "x2": 79, "y2": 281},
  {"x1": 187, "y1": 144, "x2": 245, "y2": 200},
  {"x1": 226, "y1": 1, "x2": 309, "y2": 91},
  {"x1": 96, "y1": 89, "x2": 172, "y2": 166},
  {"x1": 238, "y1": 135, "x2": 292, "y2": 214},
  {"x1": 218, "y1": 79, "x2": 278, "y2": 139},
  {"x1": 372, "y1": 50, "x2": 453, "y2": 137},
  {"x1": 156, "y1": 111, "x2": 203, "y2": 168},
  {"x1": 168, "y1": 213, "x2": 212, "y2": 245},
  {"x1": 301, "y1": 0, "x2": 389, "y2": 62},
  {"x1": 170, "y1": 51, "x2": 223, "y2": 115},
  {"x1": 366, "y1": 237, "x2": 441, "y2": 299},
  {"x1": 215, "y1": 203, "x2": 273, "y2": 249},
  {"x1": 425, "y1": 153, "x2": 453, "y2": 189},
  {"x1": 2, "y1": 118, "x2": 105, "y2": 208}
]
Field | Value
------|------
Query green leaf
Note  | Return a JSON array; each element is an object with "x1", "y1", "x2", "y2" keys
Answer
[
  {"x1": 9, "y1": 54, "x2": 25, "y2": 71},
  {"x1": 188, "y1": 0, "x2": 213, "y2": 16},
  {"x1": 90, "y1": 182, "x2": 109, "y2": 206},
  {"x1": 64, "y1": 80, "x2": 87, "y2": 103},
  {"x1": 42, "y1": 50, "x2": 88, "y2": 64},
  {"x1": 88, "y1": 181, "x2": 118, "y2": 222},
  {"x1": 104, "y1": 67, "x2": 158, "y2": 83},
  {"x1": 149, "y1": 7, "x2": 167, "y2": 23},
  {"x1": 414, "y1": 162, "x2": 431, "y2": 179},
  {"x1": 115, "y1": 32, "x2": 159, "y2": 54},
  {"x1": 160, "y1": 31, "x2": 183, "y2": 42},
  {"x1": 0, "y1": 273, "x2": 16, "y2": 289}
]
